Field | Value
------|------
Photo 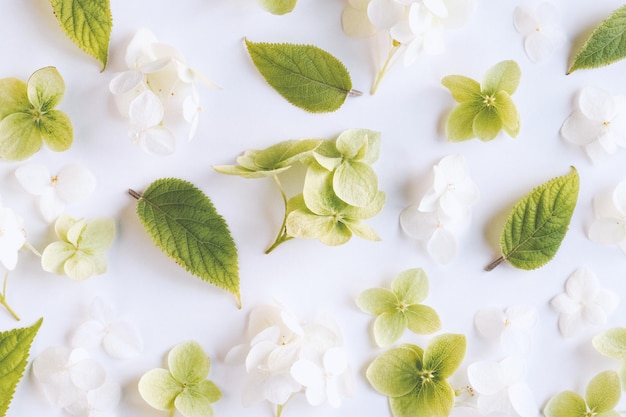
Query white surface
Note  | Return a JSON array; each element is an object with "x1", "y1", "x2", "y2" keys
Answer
[{"x1": 2, "y1": 0, "x2": 626, "y2": 416}]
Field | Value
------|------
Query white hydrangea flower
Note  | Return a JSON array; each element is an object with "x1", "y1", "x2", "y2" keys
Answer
[
  {"x1": 513, "y1": 3, "x2": 565, "y2": 63},
  {"x1": 64, "y1": 381, "x2": 121, "y2": 417},
  {"x1": 561, "y1": 87, "x2": 626, "y2": 163},
  {"x1": 0, "y1": 198, "x2": 26, "y2": 271},
  {"x1": 15, "y1": 163, "x2": 96, "y2": 223},
  {"x1": 400, "y1": 207, "x2": 461, "y2": 265},
  {"x1": 474, "y1": 306, "x2": 536, "y2": 355},
  {"x1": 589, "y1": 180, "x2": 626, "y2": 252},
  {"x1": 551, "y1": 268, "x2": 619, "y2": 337}
]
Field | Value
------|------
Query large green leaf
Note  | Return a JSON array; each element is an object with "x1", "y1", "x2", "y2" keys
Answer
[
  {"x1": 130, "y1": 179, "x2": 240, "y2": 306},
  {"x1": 586, "y1": 371, "x2": 621, "y2": 412},
  {"x1": 257, "y1": 0, "x2": 297, "y2": 15},
  {"x1": 568, "y1": 5, "x2": 626, "y2": 74},
  {"x1": 593, "y1": 328, "x2": 626, "y2": 361},
  {"x1": 48, "y1": 0, "x2": 112, "y2": 70},
  {"x1": 0, "y1": 318, "x2": 43, "y2": 417},
  {"x1": 486, "y1": 167, "x2": 579, "y2": 271},
  {"x1": 245, "y1": 40, "x2": 354, "y2": 113}
]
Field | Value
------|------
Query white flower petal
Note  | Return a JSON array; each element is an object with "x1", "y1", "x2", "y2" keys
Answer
[
  {"x1": 324, "y1": 347, "x2": 348, "y2": 374},
  {"x1": 565, "y1": 268, "x2": 597, "y2": 300},
  {"x1": 561, "y1": 110, "x2": 603, "y2": 146},
  {"x1": 581, "y1": 304, "x2": 608, "y2": 326},
  {"x1": 589, "y1": 218, "x2": 626, "y2": 244},
  {"x1": 264, "y1": 374, "x2": 301, "y2": 405},
  {"x1": 423, "y1": 22, "x2": 446, "y2": 55},
  {"x1": 613, "y1": 179, "x2": 626, "y2": 214},
  {"x1": 467, "y1": 361, "x2": 504, "y2": 395},
  {"x1": 88, "y1": 381, "x2": 122, "y2": 410},
  {"x1": 102, "y1": 321, "x2": 143, "y2": 359},
  {"x1": 513, "y1": 6, "x2": 536, "y2": 35},
  {"x1": 32, "y1": 346, "x2": 72, "y2": 383},
  {"x1": 585, "y1": 140, "x2": 610, "y2": 163},
  {"x1": 129, "y1": 91, "x2": 164, "y2": 128},
  {"x1": 224, "y1": 344, "x2": 248, "y2": 365},
  {"x1": 505, "y1": 305, "x2": 536, "y2": 328},
  {"x1": 72, "y1": 320, "x2": 105, "y2": 349},
  {"x1": 246, "y1": 341, "x2": 277, "y2": 372},
  {"x1": 15, "y1": 163, "x2": 51, "y2": 196},
  {"x1": 594, "y1": 189, "x2": 623, "y2": 218},
  {"x1": 424, "y1": 0, "x2": 448, "y2": 18},
  {"x1": 477, "y1": 391, "x2": 512, "y2": 416},
  {"x1": 291, "y1": 360, "x2": 323, "y2": 391},
  {"x1": 39, "y1": 187, "x2": 65, "y2": 223},
  {"x1": 367, "y1": 0, "x2": 405, "y2": 29},
  {"x1": 594, "y1": 289, "x2": 619, "y2": 314},
  {"x1": 427, "y1": 226, "x2": 456, "y2": 264},
  {"x1": 55, "y1": 164, "x2": 97, "y2": 204},
  {"x1": 400, "y1": 206, "x2": 437, "y2": 240},
  {"x1": 551, "y1": 294, "x2": 580, "y2": 315},
  {"x1": 138, "y1": 127, "x2": 176, "y2": 156},
  {"x1": 125, "y1": 28, "x2": 159, "y2": 68},
  {"x1": 474, "y1": 308, "x2": 506, "y2": 339},
  {"x1": 580, "y1": 87, "x2": 615, "y2": 122},
  {"x1": 536, "y1": 2, "x2": 560, "y2": 26},
  {"x1": 524, "y1": 32, "x2": 556, "y2": 63},
  {"x1": 557, "y1": 312, "x2": 582, "y2": 337},
  {"x1": 499, "y1": 356, "x2": 525, "y2": 386},
  {"x1": 450, "y1": 407, "x2": 484, "y2": 417},
  {"x1": 70, "y1": 358, "x2": 106, "y2": 390},
  {"x1": 109, "y1": 70, "x2": 144, "y2": 95},
  {"x1": 402, "y1": 37, "x2": 423, "y2": 66},
  {"x1": 441, "y1": 0, "x2": 475, "y2": 28},
  {"x1": 508, "y1": 383, "x2": 538, "y2": 417}
]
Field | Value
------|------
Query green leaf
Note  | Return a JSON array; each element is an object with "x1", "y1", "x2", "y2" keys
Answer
[
  {"x1": 473, "y1": 107, "x2": 503, "y2": 141},
  {"x1": 544, "y1": 391, "x2": 587, "y2": 417},
  {"x1": 130, "y1": 178, "x2": 241, "y2": 307},
  {"x1": 487, "y1": 167, "x2": 579, "y2": 271},
  {"x1": 405, "y1": 305, "x2": 442, "y2": 334},
  {"x1": 0, "y1": 112, "x2": 42, "y2": 160},
  {"x1": 366, "y1": 345, "x2": 422, "y2": 397},
  {"x1": 48, "y1": 0, "x2": 113, "y2": 70},
  {"x1": 568, "y1": 5, "x2": 626, "y2": 74},
  {"x1": 245, "y1": 39, "x2": 354, "y2": 113},
  {"x1": 374, "y1": 311, "x2": 408, "y2": 347},
  {"x1": 586, "y1": 371, "x2": 621, "y2": 412},
  {"x1": 593, "y1": 328, "x2": 626, "y2": 360},
  {"x1": 445, "y1": 101, "x2": 482, "y2": 142},
  {"x1": 257, "y1": 0, "x2": 297, "y2": 15},
  {"x1": 0, "y1": 318, "x2": 43, "y2": 417},
  {"x1": 481, "y1": 60, "x2": 521, "y2": 95},
  {"x1": 0, "y1": 79, "x2": 29, "y2": 119},
  {"x1": 356, "y1": 288, "x2": 398, "y2": 316},
  {"x1": 423, "y1": 333, "x2": 466, "y2": 379},
  {"x1": 391, "y1": 268, "x2": 428, "y2": 304},
  {"x1": 27, "y1": 67, "x2": 65, "y2": 112},
  {"x1": 441, "y1": 75, "x2": 481, "y2": 102}
]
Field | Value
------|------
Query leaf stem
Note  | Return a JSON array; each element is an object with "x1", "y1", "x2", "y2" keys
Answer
[
  {"x1": 265, "y1": 175, "x2": 293, "y2": 254},
  {"x1": 371, "y1": 40, "x2": 401, "y2": 95},
  {"x1": 23, "y1": 241, "x2": 41, "y2": 257},
  {"x1": 0, "y1": 272, "x2": 20, "y2": 321},
  {"x1": 276, "y1": 403, "x2": 285, "y2": 417},
  {"x1": 348, "y1": 89, "x2": 363, "y2": 97},
  {"x1": 128, "y1": 189, "x2": 142, "y2": 200},
  {"x1": 485, "y1": 256, "x2": 506, "y2": 272}
]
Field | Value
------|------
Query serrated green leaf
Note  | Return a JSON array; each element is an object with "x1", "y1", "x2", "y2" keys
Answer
[
  {"x1": 487, "y1": 167, "x2": 579, "y2": 271},
  {"x1": 48, "y1": 0, "x2": 112, "y2": 70},
  {"x1": 593, "y1": 328, "x2": 626, "y2": 360},
  {"x1": 366, "y1": 345, "x2": 422, "y2": 397},
  {"x1": 544, "y1": 391, "x2": 587, "y2": 417},
  {"x1": 257, "y1": 0, "x2": 297, "y2": 15},
  {"x1": 245, "y1": 39, "x2": 354, "y2": 113},
  {"x1": 568, "y1": 5, "x2": 626, "y2": 74},
  {"x1": 130, "y1": 178, "x2": 240, "y2": 307},
  {"x1": 481, "y1": 60, "x2": 521, "y2": 95},
  {"x1": 0, "y1": 318, "x2": 43, "y2": 417},
  {"x1": 586, "y1": 371, "x2": 621, "y2": 412},
  {"x1": 423, "y1": 333, "x2": 466, "y2": 379}
]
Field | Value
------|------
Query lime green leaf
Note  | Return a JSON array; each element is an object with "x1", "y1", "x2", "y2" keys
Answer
[
  {"x1": 27, "y1": 67, "x2": 65, "y2": 112},
  {"x1": 423, "y1": 333, "x2": 466, "y2": 379},
  {"x1": 0, "y1": 318, "x2": 43, "y2": 417},
  {"x1": 568, "y1": 5, "x2": 626, "y2": 74},
  {"x1": 391, "y1": 268, "x2": 428, "y2": 304},
  {"x1": 481, "y1": 60, "x2": 521, "y2": 95},
  {"x1": 0, "y1": 79, "x2": 29, "y2": 119},
  {"x1": 356, "y1": 288, "x2": 398, "y2": 316},
  {"x1": 366, "y1": 345, "x2": 422, "y2": 397},
  {"x1": 593, "y1": 328, "x2": 626, "y2": 360},
  {"x1": 169, "y1": 341, "x2": 210, "y2": 385},
  {"x1": 494, "y1": 91, "x2": 520, "y2": 137},
  {"x1": 245, "y1": 39, "x2": 355, "y2": 113},
  {"x1": 487, "y1": 167, "x2": 579, "y2": 271},
  {"x1": 38, "y1": 110, "x2": 74, "y2": 151},
  {"x1": 258, "y1": 0, "x2": 297, "y2": 15},
  {"x1": 586, "y1": 371, "x2": 621, "y2": 412},
  {"x1": 374, "y1": 311, "x2": 408, "y2": 347},
  {"x1": 130, "y1": 178, "x2": 240, "y2": 307},
  {"x1": 0, "y1": 112, "x2": 42, "y2": 160},
  {"x1": 441, "y1": 75, "x2": 481, "y2": 102},
  {"x1": 48, "y1": 0, "x2": 113, "y2": 70},
  {"x1": 138, "y1": 369, "x2": 180, "y2": 411},
  {"x1": 445, "y1": 101, "x2": 482, "y2": 142},
  {"x1": 405, "y1": 305, "x2": 442, "y2": 334},
  {"x1": 473, "y1": 107, "x2": 503, "y2": 141},
  {"x1": 544, "y1": 391, "x2": 587, "y2": 417},
  {"x1": 390, "y1": 380, "x2": 455, "y2": 417}
]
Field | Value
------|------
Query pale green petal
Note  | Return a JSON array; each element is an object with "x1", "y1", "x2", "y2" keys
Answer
[
  {"x1": 355, "y1": 288, "x2": 398, "y2": 315},
  {"x1": 362, "y1": 129, "x2": 382, "y2": 164},
  {"x1": 445, "y1": 101, "x2": 482, "y2": 142},
  {"x1": 586, "y1": 371, "x2": 620, "y2": 412},
  {"x1": 593, "y1": 328, "x2": 626, "y2": 360},
  {"x1": 342, "y1": 219, "x2": 381, "y2": 241},
  {"x1": 38, "y1": 109, "x2": 73, "y2": 152},
  {"x1": 235, "y1": 149, "x2": 260, "y2": 170},
  {"x1": 405, "y1": 305, "x2": 441, "y2": 334},
  {"x1": 79, "y1": 218, "x2": 116, "y2": 252},
  {"x1": 64, "y1": 252, "x2": 96, "y2": 280},
  {"x1": 0, "y1": 112, "x2": 41, "y2": 161},
  {"x1": 374, "y1": 311, "x2": 408, "y2": 347},
  {"x1": 481, "y1": 60, "x2": 521, "y2": 95},
  {"x1": 255, "y1": 138, "x2": 323, "y2": 170},
  {"x1": 544, "y1": 391, "x2": 587, "y2": 417},
  {"x1": 27, "y1": 67, "x2": 65, "y2": 112},
  {"x1": 318, "y1": 221, "x2": 352, "y2": 246},
  {"x1": 302, "y1": 164, "x2": 338, "y2": 215},
  {"x1": 423, "y1": 333, "x2": 466, "y2": 379},
  {"x1": 335, "y1": 128, "x2": 368, "y2": 159},
  {"x1": 441, "y1": 75, "x2": 481, "y2": 102},
  {"x1": 41, "y1": 241, "x2": 75, "y2": 275},
  {"x1": 212, "y1": 164, "x2": 290, "y2": 178},
  {"x1": 54, "y1": 214, "x2": 79, "y2": 242},
  {"x1": 195, "y1": 379, "x2": 222, "y2": 403},
  {"x1": 390, "y1": 381, "x2": 455, "y2": 417},
  {"x1": 366, "y1": 346, "x2": 421, "y2": 397},
  {"x1": 0, "y1": 78, "x2": 29, "y2": 118},
  {"x1": 619, "y1": 362, "x2": 626, "y2": 393},
  {"x1": 286, "y1": 208, "x2": 336, "y2": 240},
  {"x1": 168, "y1": 341, "x2": 210, "y2": 385},
  {"x1": 175, "y1": 389, "x2": 214, "y2": 417},
  {"x1": 90, "y1": 253, "x2": 108, "y2": 275},
  {"x1": 472, "y1": 107, "x2": 502, "y2": 141},
  {"x1": 597, "y1": 411, "x2": 621, "y2": 417},
  {"x1": 494, "y1": 90, "x2": 520, "y2": 137},
  {"x1": 66, "y1": 219, "x2": 87, "y2": 246},
  {"x1": 334, "y1": 160, "x2": 378, "y2": 207},
  {"x1": 391, "y1": 268, "x2": 428, "y2": 304},
  {"x1": 313, "y1": 140, "x2": 341, "y2": 170},
  {"x1": 138, "y1": 368, "x2": 181, "y2": 411},
  {"x1": 342, "y1": 191, "x2": 385, "y2": 220}
]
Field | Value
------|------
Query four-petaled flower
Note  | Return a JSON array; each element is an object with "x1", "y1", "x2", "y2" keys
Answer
[
  {"x1": 589, "y1": 179, "x2": 626, "y2": 252},
  {"x1": 474, "y1": 305, "x2": 537, "y2": 355},
  {"x1": 513, "y1": 3, "x2": 566, "y2": 63}
]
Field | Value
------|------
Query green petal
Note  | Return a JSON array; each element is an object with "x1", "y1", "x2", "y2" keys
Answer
[
  {"x1": 175, "y1": 389, "x2": 214, "y2": 417},
  {"x1": 41, "y1": 241, "x2": 75, "y2": 275},
  {"x1": 355, "y1": 288, "x2": 398, "y2": 316},
  {"x1": 334, "y1": 160, "x2": 378, "y2": 207},
  {"x1": 27, "y1": 67, "x2": 65, "y2": 112},
  {"x1": 212, "y1": 164, "x2": 290, "y2": 179},
  {"x1": 342, "y1": 219, "x2": 381, "y2": 241},
  {"x1": 472, "y1": 107, "x2": 502, "y2": 141},
  {"x1": 79, "y1": 218, "x2": 116, "y2": 252},
  {"x1": 423, "y1": 333, "x2": 466, "y2": 379},
  {"x1": 342, "y1": 191, "x2": 385, "y2": 220},
  {"x1": 362, "y1": 130, "x2": 382, "y2": 164},
  {"x1": 374, "y1": 311, "x2": 408, "y2": 347},
  {"x1": 481, "y1": 60, "x2": 521, "y2": 95},
  {"x1": 168, "y1": 341, "x2": 211, "y2": 385},
  {"x1": 391, "y1": 268, "x2": 428, "y2": 304},
  {"x1": 494, "y1": 90, "x2": 520, "y2": 137},
  {"x1": 366, "y1": 345, "x2": 422, "y2": 397},
  {"x1": 138, "y1": 368, "x2": 181, "y2": 411},
  {"x1": 38, "y1": 109, "x2": 73, "y2": 152},
  {"x1": 302, "y1": 164, "x2": 338, "y2": 216},
  {"x1": 0, "y1": 78, "x2": 29, "y2": 118},
  {"x1": 593, "y1": 328, "x2": 626, "y2": 360},
  {"x1": 544, "y1": 391, "x2": 587, "y2": 417},
  {"x1": 445, "y1": 101, "x2": 482, "y2": 142},
  {"x1": 391, "y1": 381, "x2": 455, "y2": 417},
  {"x1": 0, "y1": 112, "x2": 41, "y2": 161},
  {"x1": 64, "y1": 252, "x2": 96, "y2": 280},
  {"x1": 286, "y1": 207, "x2": 336, "y2": 240},
  {"x1": 313, "y1": 140, "x2": 342, "y2": 170},
  {"x1": 54, "y1": 214, "x2": 79, "y2": 242},
  {"x1": 586, "y1": 371, "x2": 621, "y2": 412},
  {"x1": 67, "y1": 219, "x2": 87, "y2": 246},
  {"x1": 619, "y1": 362, "x2": 626, "y2": 393},
  {"x1": 254, "y1": 138, "x2": 322, "y2": 170},
  {"x1": 335, "y1": 128, "x2": 369, "y2": 159},
  {"x1": 89, "y1": 253, "x2": 108, "y2": 275},
  {"x1": 195, "y1": 380, "x2": 222, "y2": 403},
  {"x1": 441, "y1": 75, "x2": 481, "y2": 103},
  {"x1": 318, "y1": 221, "x2": 353, "y2": 246},
  {"x1": 405, "y1": 305, "x2": 442, "y2": 335}
]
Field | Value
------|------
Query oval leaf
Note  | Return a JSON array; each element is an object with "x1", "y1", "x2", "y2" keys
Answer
[
  {"x1": 0, "y1": 318, "x2": 43, "y2": 417},
  {"x1": 245, "y1": 39, "x2": 354, "y2": 113},
  {"x1": 48, "y1": 0, "x2": 113, "y2": 70},
  {"x1": 568, "y1": 5, "x2": 626, "y2": 74},
  {"x1": 258, "y1": 0, "x2": 297, "y2": 15},
  {"x1": 487, "y1": 167, "x2": 579, "y2": 271},
  {"x1": 130, "y1": 179, "x2": 240, "y2": 307}
]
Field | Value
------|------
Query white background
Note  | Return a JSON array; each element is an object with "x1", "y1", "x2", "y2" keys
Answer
[{"x1": 2, "y1": 0, "x2": 626, "y2": 416}]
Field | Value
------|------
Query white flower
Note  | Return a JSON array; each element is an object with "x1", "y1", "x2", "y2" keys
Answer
[
  {"x1": 561, "y1": 87, "x2": 626, "y2": 163},
  {"x1": 342, "y1": 0, "x2": 378, "y2": 37},
  {"x1": 15, "y1": 163, "x2": 96, "y2": 223},
  {"x1": 128, "y1": 91, "x2": 176, "y2": 155},
  {"x1": 64, "y1": 381, "x2": 121, "y2": 417},
  {"x1": 513, "y1": 3, "x2": 565, "y2": 63},
  {"x1": 589, "y1": 180, "x2": 626, "y2": 252},
  {"x1": 72, "y1": 297, "x2": 143, "y2": 359},
  {"x1": 400, "y1": 207, "x2": 460, "y2": 265},
  {"x1": 0, "y1": 198, "x2": 26, "y2": 271},
  {"x1": 467, "y1": 356, "x2": 538, "y2": 417},
  {"x1": 474, "y1": 306, "x2": 536, "y2": 355},
  {"x1": 551, "y1": 268, "x2": 618, "y2": 337}
]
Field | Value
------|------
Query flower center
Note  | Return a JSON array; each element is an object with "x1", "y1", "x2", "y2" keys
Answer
[
  {"x1": 603, "y1": 120, "x2": 611, "y2": 127},
  {"x1": 504, "y1": 319, "x2": 511, "y2": 326},
  {"x1": 419, "y1": 370, "x2": 435, "y2": 382},
  {"x1": 483, "y1": 95, "x2": 496, "y2": 107},
  {"x1": 51, "y1": 175, "x2": 59, "y2": 184}
]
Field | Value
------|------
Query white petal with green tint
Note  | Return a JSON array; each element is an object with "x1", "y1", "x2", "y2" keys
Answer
[
  {"x1": 138, "y1": 369, "x2": 180, "y2": 410},
  {"x1": 335, "y1": 128, "x2": 369, "y2": 160},
  {"x1": 64, "y1": 252, "x2": 96, "y2": 280},
  {"x1": 41, "y1": 241, "x2": 76, "y2": 275},
  {"x1": 175, "y1": 388, "x2": 215, "y2": 417},
  {"x1": 334, "y1": 160, "x2": 378, "y2": 207},
  {"x1": 481, "y1": 60, "x2": 521, "y2": 95},
  {"x1": 27, "y1": 67, "x2": 65, "y2": 112},
  {"x1": 168, "y1": 341, "x2": 210, "y2": 385},
  {"x1": 593, "y1": 328, "x2": 626, "y2": 360},
  {"x1": 77, "y1": 218, "x2": 115, "y2": 252}
]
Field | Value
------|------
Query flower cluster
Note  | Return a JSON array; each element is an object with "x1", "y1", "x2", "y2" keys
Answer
[
  {"x1": 589, "y1": 179, "x2": 626, "y2": 251},
  {"x1": 513, "y1": 3, "x2": 565, "y2": 63},
  {"x1": 226, "y1": 305, "x2": 354, "y2": 413},
  {"x1": 400, "y1": 154, "x2": 478, "y2": 264},
  {"x1": 561, "y1": 87, "x2": 626, "y2": 163},
  {"x1": 109, "y1": 28, "x2": 211, "y2": 156}
]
